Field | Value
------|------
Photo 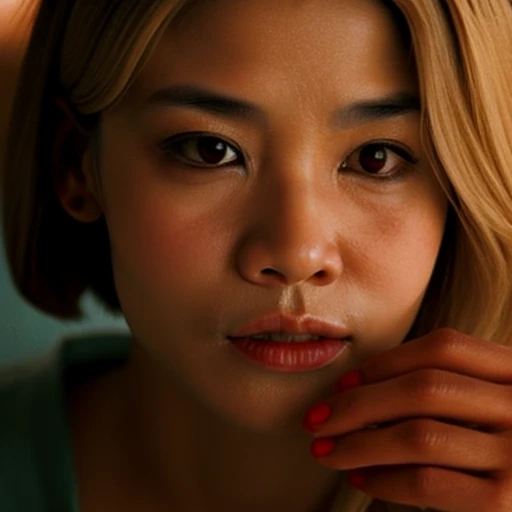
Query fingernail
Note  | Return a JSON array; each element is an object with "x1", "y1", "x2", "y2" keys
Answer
[
  {"x1": 305, "y1": 402, "x2": 332, "y2": 428},
  {"x1": 337, "y1": 370, "x2": 361, "y2": 392},
  {"x1": 347, "y1": 470, "x2": 365, "y2": 488},
  {"x1": 310, "y1": 438, "x2": 336, "y2": 457}
]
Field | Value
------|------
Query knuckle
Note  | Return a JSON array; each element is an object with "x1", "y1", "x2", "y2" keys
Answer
[
  {"x1": 407, "y1": 369, "x2": 448, "y2": 403},
  {"x1": 433, "y1": 327, "x2": 460, "y2": 340},
  {"x1": 409, "y1": 465, "x2": 440, "y2": 501},
  {"x1": 402, "y1": 419, "x2": 440, "y2": 455},
  {"x1": 428, "y1": 328, "x2": 464, "y2": 360},
  {"x1": 492, "y1": 435, "x2": 511, "y2": 469},
  {"x1": 489, "y1": 489, "x2": 512, "y2": 512},
  {"x1": 488, "y1": 476, "x2": 512, "y2": 512}
]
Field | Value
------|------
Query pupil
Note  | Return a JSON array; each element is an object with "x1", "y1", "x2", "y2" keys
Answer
[
  {"x1": 198, "y1": 137, "x2": 227, "y2": 164},
  {"x1": 359, "y1": 144, "x2": 387, "y2": 173}
]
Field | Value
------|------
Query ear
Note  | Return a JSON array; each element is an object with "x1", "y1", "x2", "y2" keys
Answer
[{"x1": 52, "y1": 99, "x2": 103, "y2": 223}]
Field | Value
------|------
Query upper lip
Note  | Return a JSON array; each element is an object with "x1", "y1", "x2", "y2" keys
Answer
[{"x1": 228, "y1": 313, "x2": 351, "y2": 339}]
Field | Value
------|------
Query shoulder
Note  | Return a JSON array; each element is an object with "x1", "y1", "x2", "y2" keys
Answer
[
  {"x1": 0, "y1": 332, "x2": 129, "y2": 511},
  {"x1": 0, "y1": 345, "x2": 63, "y2": 442},
  {"x1": 0, "y1": 344, "x2": 71, "y2": 511}
]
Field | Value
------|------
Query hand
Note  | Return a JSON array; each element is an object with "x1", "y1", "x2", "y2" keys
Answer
[{"x1": 302, "y1": 328, "x2": 512, "y2": 512}]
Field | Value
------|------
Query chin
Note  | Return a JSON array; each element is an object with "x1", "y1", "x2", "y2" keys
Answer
[{"x1": 197, "y1": 377, "x2": 327, "y2": 437}]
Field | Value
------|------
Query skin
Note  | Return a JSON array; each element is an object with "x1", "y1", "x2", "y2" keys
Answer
[
  {"x1": 50, "y1": 0, "x2": 494, "y2": 510},
  {"x1": 79, "y1": 0, "x2": 445, "y2": 432},
  {"x1": 305, "y1": 330, "x2": 512, "y2": 512}
]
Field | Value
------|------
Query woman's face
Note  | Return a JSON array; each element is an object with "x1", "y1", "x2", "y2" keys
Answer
[{"x1": 92, "y1": 0, "x2": 447, "y2": 431}]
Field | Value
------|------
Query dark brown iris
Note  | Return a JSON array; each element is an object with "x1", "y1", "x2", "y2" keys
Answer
[
  {"x1": 358, "y1": 144, "x2": 388, "y2": 174},
  {"x1": 196, "y1": 137, "x2": 230, "y2": 164}
]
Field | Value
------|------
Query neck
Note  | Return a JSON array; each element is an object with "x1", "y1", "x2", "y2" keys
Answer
[{"x1": 108, "y1": 342, "x2": 345, "y2": 512}]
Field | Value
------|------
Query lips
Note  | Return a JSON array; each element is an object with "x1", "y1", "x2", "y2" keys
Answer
[
  {"x1": 227, "y1": 313, "x2": 351, "y2": 372},
  {"x1": 228, "y1": 313, "x2": 351, "y2": 341}
]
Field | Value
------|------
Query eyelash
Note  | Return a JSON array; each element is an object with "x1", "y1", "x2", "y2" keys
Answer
[
  {"x1": 159, "y1": 131, "x2": 244, "y2": 169},
  {"x1": 158, "y1": 131, "x2": 420, "y2": 181},
  {"x1": 342, "y1": 141, "x2": 420, "y2": 182}
]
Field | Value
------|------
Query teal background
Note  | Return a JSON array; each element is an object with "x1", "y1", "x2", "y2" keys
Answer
[{"x1": 0, "y1": 233, "x2": 128, "y2": 364}]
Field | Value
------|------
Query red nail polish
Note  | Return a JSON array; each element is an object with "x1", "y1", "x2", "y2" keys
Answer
[
  {"x1": 348, "y1": 471, "x2": 365, "y2": 488},
  {"x1": 337, "y1": 370, "x2": 361, "y2": 392},
  {"x1": 305, "y1": 402, "x2": 331, "y2": 426},
  {"x1": 310, "y1": 438, "x2": 336, "y2": 457}
]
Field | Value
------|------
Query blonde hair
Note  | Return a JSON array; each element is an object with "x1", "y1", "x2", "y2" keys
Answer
[
  {"x1": 2, "y1": 1, "x2": 512, "y2": 509},
  {"x1": 0, "y1": 0, "x2": 40, "y2": 193}
]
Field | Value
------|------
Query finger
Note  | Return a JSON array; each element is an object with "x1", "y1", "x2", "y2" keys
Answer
[
  {"x1": 313, "y1": 418, "x2": 508, "y2": 473},
  {"x1": 353, "y1": 328, "x2": 512, "y2": 387},
  {"x1": 344, "y1": 464, "x2": 506, "y2": 512},
  {"x1": 313, "y1": 369, "x2": 512, "y2": 437}
]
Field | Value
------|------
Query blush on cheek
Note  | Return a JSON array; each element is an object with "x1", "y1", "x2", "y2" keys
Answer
[
  {"x1": 111, "y1": 198, "x2": 225, "y2": 293},
  {"x1": 348, "y1": 205, "x2": 445, "y2": 343}
]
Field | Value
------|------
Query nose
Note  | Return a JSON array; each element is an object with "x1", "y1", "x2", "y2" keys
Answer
[{"x1": 236, "y1": 180, "x2": 343, "y2": 287}]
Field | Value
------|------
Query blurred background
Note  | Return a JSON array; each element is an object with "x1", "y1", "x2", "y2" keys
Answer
[{"x1": 0, "y1": 0, "x2": 128, "y2": 364}]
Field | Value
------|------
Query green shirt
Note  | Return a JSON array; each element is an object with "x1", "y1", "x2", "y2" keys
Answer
[{"x1": 0, "y1": 333, "x2": 131, "y2": 512}]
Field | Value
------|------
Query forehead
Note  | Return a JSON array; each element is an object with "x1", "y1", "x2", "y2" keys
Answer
[{"x1": 128, "y1": 0, "x2": 415, "y2": 108}]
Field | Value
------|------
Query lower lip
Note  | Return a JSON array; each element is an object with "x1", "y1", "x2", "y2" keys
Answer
[{"x1": 229, "y1": 338, "x2": 349, "y2": 372}]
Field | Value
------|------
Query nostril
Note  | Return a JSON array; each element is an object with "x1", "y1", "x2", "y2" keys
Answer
[
  {"x1": 315, "y1": 270, "x2": 327, "y2": 279},
  {"x1": 260, "y1": 268, "x2": 287, "y2": 284},
  {"x1": 260, "y1": 268, "x2": 330, "y2": 283}
]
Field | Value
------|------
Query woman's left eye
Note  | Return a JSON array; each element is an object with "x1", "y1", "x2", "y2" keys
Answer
[
  {"x1": 159, "y1": 133, "x2": 243, "y2": 168},
  {"x1": 341, "y1": 142, "x2": 419, "y2": 180}
]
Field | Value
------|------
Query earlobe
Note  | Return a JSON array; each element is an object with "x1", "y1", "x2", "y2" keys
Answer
[
  {"x1": 54, "y1": 165, "x2": 103, "y2": 223},
  {"x1": 81, "y1": 147, "x2": 105, "y2": 214},
  {"x1": 52, "y1": 98, "x2": 103, "y2": 223},
  {"x1": 53, "y1": 148, "x2": 103, "y2": 223}
]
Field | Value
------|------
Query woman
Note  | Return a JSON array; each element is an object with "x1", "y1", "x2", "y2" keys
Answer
[{"x1": 2, "y1": 1, "x2": 512, "y2": 511}]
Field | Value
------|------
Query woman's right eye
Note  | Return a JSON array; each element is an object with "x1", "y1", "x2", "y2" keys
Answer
[{"x1": 160, "y1": 133, "x2": 243, "y2": 168}]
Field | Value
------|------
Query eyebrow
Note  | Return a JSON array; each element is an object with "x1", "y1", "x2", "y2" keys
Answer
[
  {"x1": 332, "y1": 92, "x2": 420, "y2": 129},
  {"x1": 144, "y1": 84, "x2": 420, "y2": 128},
  {"x1": 145, "y1": 85, "x2": 261, "y2": 121}
]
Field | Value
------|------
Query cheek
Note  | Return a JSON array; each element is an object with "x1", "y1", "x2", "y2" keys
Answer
[
  {"x1": 347, "y1": 176, "x2": 446, "y2": 282},
  {"x1": 346, "y1": 189, "x2": 447, "y2": 342},
  {"x1": 378, "y1": 217, "x2": 442, "y2": 305},
  {"x1": 98, "y1": 154, "x2": 232, "y2": 298},
  {"x1": 112, "y1": 196, "x2": 227, "y2": 295},
  {"x1": 375, "y1": 210, "x2": 443, "y2": 277}
]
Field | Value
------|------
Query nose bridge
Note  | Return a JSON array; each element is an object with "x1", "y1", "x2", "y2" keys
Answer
[
  {"x1": 266, "y1": 173, "x2": 324, "y2": 250},
  {"x1": 264, "y1": 132, "x2": 336, "y2": 244},
  {"x1": 236, "y1": 154, "x2": 343, "y2": 287},
  {"x1": 261, "y1": 130, "x2": 326, "y2": 235}
]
